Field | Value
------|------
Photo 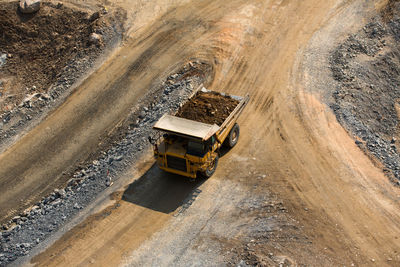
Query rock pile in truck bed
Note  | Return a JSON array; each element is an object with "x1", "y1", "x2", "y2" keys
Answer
[{"x1": 176, "y1": 91, "x2": 239, "y2": 126}]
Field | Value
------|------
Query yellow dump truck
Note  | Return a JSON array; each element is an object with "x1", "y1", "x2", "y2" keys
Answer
[{"x1": 151, "y1": 86, "x2": 249, "y2": 179}]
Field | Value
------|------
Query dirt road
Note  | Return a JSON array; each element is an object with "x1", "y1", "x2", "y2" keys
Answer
[
  {"x1": 2, "y1": 0, "x2": 400, "y2": 266},
  {"x1": 0, "y1": 0, "x2": 208, "y2": 222}
]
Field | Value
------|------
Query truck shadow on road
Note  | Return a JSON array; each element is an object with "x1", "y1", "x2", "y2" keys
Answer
[{"x1": 121, "y1": 163, "x2": 206, "y2": 214}]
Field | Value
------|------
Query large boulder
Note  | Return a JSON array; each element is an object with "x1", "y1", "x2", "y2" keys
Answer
[{"x1": 19, "y1": 0, "x2": 41, "y2": 14}]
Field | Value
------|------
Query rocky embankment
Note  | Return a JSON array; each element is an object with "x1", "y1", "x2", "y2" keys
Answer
[
  {"x1": 330, "y1": 1, "x2": 400, "y2": 185},
  {"x1": 0, "y1": 61, "x2": 211, "y2": 265}
]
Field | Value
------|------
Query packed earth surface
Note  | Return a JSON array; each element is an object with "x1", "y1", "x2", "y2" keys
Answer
[{"x1": 1, "y1": 0, "x2": 400, "y2": 266}]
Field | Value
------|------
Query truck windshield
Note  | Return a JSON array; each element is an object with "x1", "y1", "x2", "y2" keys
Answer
[{"x1": 187, "y1": 140, "x2": 205, "y2": 157}]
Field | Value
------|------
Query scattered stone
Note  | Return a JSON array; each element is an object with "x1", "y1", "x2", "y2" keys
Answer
[
  {"x1": 0, "y1": 62, "x2": 207, "y2": 266},
  {"x1": 51, "y1": 199, "x2": 61, "y2": 206},
  {"x1": 89, "y1": 11, "x2": 100, "y2": 22},
  {"x1": 106, "y1": 177, "x2": 113, "y2": 187},
  {"x1": 21, "y1": 243, "x2": 30, "y2": 248},
  {"x1": 40, "y1": 93, "x2": 50, "y2": 101},
  {"x1": 19, "y1": 0, "x2": 41, "y2": 14},
  {"x1": 89, "y1": 33, "x2": 102, "y2": 45},
  {"x1": 330, "y1": 17, "x2": 400, "y2": 184},
  {"x1": 58, "y1": 188, "x2": 66, "y2": 198},
  {"x1": 0, "y1": 54, "x2": 7, "y2": 67},
  {"x1": 139, "y1": 111, "x2": 146, "y2": 119}
]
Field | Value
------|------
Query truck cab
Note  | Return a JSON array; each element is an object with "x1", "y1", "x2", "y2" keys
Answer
[{"x1": 153, "y1": 115, "x2": 221, "y2": 178}]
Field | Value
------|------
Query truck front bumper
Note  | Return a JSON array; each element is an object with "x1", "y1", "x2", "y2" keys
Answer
[{"x1": 158, "y1": 166, "x2": 197, "y2": 178}]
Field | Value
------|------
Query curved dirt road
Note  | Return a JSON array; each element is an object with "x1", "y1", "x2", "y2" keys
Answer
[
  {"x1": 0, "y1": 0, "x2": 215, "y2": 222},
  {"x1": 3, "y1": 0, "x2": 400, "y2": 266}
]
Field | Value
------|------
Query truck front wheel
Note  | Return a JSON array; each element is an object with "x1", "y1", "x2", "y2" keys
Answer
[
  {"x1": 201, "y1": 155, "x2": 219, "y2": 178},
  {"x1": 226, "y1": 123, "x2": 240, "y2": 148}
]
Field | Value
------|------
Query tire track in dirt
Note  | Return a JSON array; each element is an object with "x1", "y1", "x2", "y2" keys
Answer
[
  {"x1": 5, "y1": 0, "x2": 400, "y2": 266},
  {"x1": 0, "y1": 0, "x2": 231, "y2": 224},
  {"x1": 29, "y1": 0, "x2": 365, "y2": 266}
]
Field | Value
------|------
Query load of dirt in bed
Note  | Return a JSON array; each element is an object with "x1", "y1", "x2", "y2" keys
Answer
[{"x1": 176, "y1": 91, "x2": 239, "y2": 126}]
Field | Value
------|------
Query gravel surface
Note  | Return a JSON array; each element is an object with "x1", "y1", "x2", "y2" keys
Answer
[
  {"x1": 0, "y1": 62, "x2": 209, "y2": 266},
  {"x1": 330, "y1": 3, "x2": 400, "y2": 185},
  {"x1": 123, "y1": 160, "x2": 319, "y2": 267}
]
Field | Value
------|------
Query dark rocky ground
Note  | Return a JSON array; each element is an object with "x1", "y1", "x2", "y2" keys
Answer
[
  {"x1": 0, "y1": 61, "x2": 211, "y2": 266},
  {"x1": 0, "y1": 1, "x2": 125, "y2": 150},
  {"x1": 330, "y1": 1, "x2": 400, "y2": 186}
]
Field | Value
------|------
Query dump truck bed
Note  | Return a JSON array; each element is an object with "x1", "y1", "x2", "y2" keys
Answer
[
  {"x1": 152, "y1": 86, "x2": 249, "y2": 178},
  {"x1": 153, "y1": 114, "x2": 220, "y2": 140},
  {"x1": 153, "y1": 87, "x2": 249, "y2": 142}
]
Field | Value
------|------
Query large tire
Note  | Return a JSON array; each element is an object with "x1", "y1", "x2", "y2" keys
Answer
[
  {"x1": 226, "y1": 123, "x2": 240, "y2": 148},
  {"x1": 201, "y1": 155, "x2": 219, "y2": 178}
]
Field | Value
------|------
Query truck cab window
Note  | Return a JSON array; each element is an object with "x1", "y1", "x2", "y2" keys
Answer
[{"x1": 187, "y1": 140, "x2": 205, "y2": 156}]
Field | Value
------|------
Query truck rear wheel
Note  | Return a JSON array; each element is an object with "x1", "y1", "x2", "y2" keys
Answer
[
  {"x1": 201, "y1": 155, "x2": 219, "y2": 178},
  {"x1": 226, "y1": 123, "x2": 240, "y2": 148}
]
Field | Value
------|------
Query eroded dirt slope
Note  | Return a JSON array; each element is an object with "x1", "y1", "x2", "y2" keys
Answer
[
  {"x1": 1, "y1": 2, "x2": 102, "y2": 94},
  {"x1": 0, "y1": 0, "x2": 125, "y2": 151}
]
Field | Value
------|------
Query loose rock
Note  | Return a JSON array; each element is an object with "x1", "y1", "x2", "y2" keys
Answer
[
  {"x1": 0, "y1": 62, "x2": 209, "y2": 266},
  {"x1": 89, "y1": 33, "x2": 102, "y2": 45},
  {"x1": 89, "y1": 11, "x2": 100, "y2": 22},
  {"x1": 330, "y1": 14, "x2": 400, "y2": 185},
  {"x1": 19, "y1": 0, "x2": 41, "y2": 14},
  {"x1": 0, "y1": 54, "x2": 6, "y2": 67}
]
